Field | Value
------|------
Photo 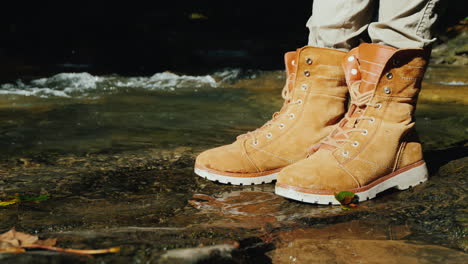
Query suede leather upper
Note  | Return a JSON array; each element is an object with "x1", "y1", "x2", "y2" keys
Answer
[
  {"x1": 278, "y1": 43, "x2": 430, "y2": 190},
  {"x1": 196, "y1": 46, "x2": 348, "y2": 174}
]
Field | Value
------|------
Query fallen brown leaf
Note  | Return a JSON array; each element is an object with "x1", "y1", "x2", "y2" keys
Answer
[
  {"x1": 0, "y1": 228, "x2": 46, "y2": 248},
  {"x1": 0, "y1": 228, "x2": 119, "y2": 255}
]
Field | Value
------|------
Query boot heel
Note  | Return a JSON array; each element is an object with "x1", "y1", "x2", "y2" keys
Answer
[{"x1": 395, "y1": 162, "x2": 429, "y2": 190}]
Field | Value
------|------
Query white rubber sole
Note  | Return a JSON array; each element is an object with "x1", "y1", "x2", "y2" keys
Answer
[
  {"x1": 194, "y1": 167, "x2": 278, "y2": 185},
  {"x1": 275, "y1": 162, "x2": 428, "y2": 205}
]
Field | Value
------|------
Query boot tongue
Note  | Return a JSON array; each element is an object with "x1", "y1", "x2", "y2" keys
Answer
[
  {"x1": 357, "y1": 43, "x2": 397, "y2": 93},
  {"x1": 346, "y1": 44, "x2": 396, "y2": 117}
]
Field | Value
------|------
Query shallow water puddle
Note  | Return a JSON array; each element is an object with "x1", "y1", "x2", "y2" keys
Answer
[{"x1": 189, "y1": 189, "x2": 283, "y2": 227}]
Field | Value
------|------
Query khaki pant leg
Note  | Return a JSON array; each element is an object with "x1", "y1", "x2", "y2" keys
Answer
[
  {"x1": 368, "y1": 0, "x2": 440, "y2": 48},
  {"x1": 307, "y1": 0, "x2": 375, "y2": 51}
]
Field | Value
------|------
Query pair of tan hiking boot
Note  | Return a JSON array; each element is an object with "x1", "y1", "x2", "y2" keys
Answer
[{"x1": 195, "y1": 43, "x2": 430, "y2": 204}]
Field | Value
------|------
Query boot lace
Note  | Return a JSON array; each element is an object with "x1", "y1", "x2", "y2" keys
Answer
[
  {"x1": 320, "y1": 84, "x2": 380, "y2": 153},
  {"x1": 238, "y1": 73, "x2": 302, "y2": 144}
]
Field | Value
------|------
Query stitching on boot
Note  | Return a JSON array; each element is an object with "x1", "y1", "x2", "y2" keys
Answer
[
  {"x1": 315, "y1": 75, "x2": 346, "y2": 81},
  {"x1": 359, "y1": 59, "x2": 385, "y2": 67},
  {"x1": 332, "y1": 148, "x2": 365, "y2": 188},
  {"x1": 250, "y1": 145, "x2": 295, "y2": 164},
  {"x1": 404, "y1": 65, "x2": 425, "y2": 69},
  {"x1": 393, "y1": 127, "x2": 419, "y2": 171},
  {"x1": 376, "y1": 94, "x2": 417, "y2": 99},
  {"x1": 309, "y1": 93, "x2": 348, "y2": 99},
  {"x1": 242, "y1": 141, "x2": 262, "y2": 173},
  {"x1": 360, "y1": 69, "x2": 379, "y2": 76},
  {"x1": 393, "y1": 141, "x2": 407, "y2": 172},
  {"x1": 362, "y1": 79, "x2": 378, "y2": 85},
  {"x1": 397, "y1": 74, "x2": 423, "y2": 81},
  {"x1": 317, "y1": 64, "x2": 342, "y2": 69}
]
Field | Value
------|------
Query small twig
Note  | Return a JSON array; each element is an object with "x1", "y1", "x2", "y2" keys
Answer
[
  {"x1": 0, "y1": 247, "x2": 26, "y2": 253},
  {"x1": 23, "y1": 245, "x2": 120, "y2": 255}
]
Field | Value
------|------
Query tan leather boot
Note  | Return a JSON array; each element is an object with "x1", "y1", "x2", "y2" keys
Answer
[
  {"x1": 195, "y1": 47, "x2": 348, "y2": 185},
  {"x1": 276, "y1": 43, "x2": 431, "y2": 203}
]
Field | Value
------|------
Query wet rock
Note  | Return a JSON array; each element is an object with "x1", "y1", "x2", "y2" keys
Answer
[
  {"x1": 432, "y1": 31, "x2": 468, "y2": 65},
  {"x1": 0, "y1": 153, "x2": 466, "y2": 263},
  {"x1": 268, "y1": 239, "x2": 468, "y2": 264}
]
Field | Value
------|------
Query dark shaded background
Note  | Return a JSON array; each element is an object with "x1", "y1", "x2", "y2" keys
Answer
[{"x1": 0, "y1": 1, "x2": 465, "y2": 82}]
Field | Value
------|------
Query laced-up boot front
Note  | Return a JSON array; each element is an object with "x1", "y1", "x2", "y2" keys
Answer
[
  {"x1": 276, "y1": 43, "x2": 431, "y2": 203},
  {"x1": 195, "y1": 47, "x2": 349, "y2": 185}
]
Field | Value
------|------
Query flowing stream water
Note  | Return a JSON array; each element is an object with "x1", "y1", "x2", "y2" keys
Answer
[{"x1": 0, "y1": 67, "x2": 466, "y2": 158}]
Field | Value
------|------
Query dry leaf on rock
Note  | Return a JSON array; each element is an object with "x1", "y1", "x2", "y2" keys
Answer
[
  {"x1": 0, "y1": 228, "x2": 118, "y2": 255},
  {"x1": 0, "y1": 228, "x2": 49, "y2": 248}
]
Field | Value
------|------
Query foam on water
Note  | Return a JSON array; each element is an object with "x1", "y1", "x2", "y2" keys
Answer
[
  {"x1": 0, "y1": 87, "x2": 71, "y2": 97},
  {"x1": 437, "y1": 81, "x2": 468, "y2": 86},
  {"x1": 115, "y1": 72, "x2": 218, "y2": 90},
  {"x1": 0, "y1": 70, "x2": 242, "y2": 98}
]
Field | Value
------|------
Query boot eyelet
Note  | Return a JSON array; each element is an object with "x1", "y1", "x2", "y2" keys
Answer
[
  {"x1": 279, "y1": 123, "x2": 285, "y2": 129},
  {"x1": 296, "y1": 99, "x2": 303, "y2": 105},
  {"x1": 384, "y1": 87, "x2": 391, "y2": 94},
  {"x1": 342, "y1": 150, "x2": 349, "y2": 157},
  {"x1": 304, "y1": 70, "x2": 310, "y2": 77},
  {"x1": 266, "y1": 133, "x2": 273, "y2": 139},
  {"x1": 347, "y1": 56, "x2": 355, "y2": 62},
  {"x1": 252, "y1": 140, "x2": 259, "y2": 146},
  {"x1": 301, "y1": 84, "x2": 308, "y2": 91},
  {"x1": 351, "y1": 69, "x2": 358, "y2": 75},
  {"x1": 386, "y1": 72, "x2": 393, "y2": 80},
  {"x1": 361, "y1": 129, "x2": 368, "y2": 135},
  {"x1": 369, "y1": 117, "x2": 376, "y2": 123},
  {"x1": 289, "y1": 113, "x2": 295, "y2": 119},
  {"x1": 375, "y1": 103, "x2": 382, "y2": 109},
  {"x1": 306, "y1": 58, "x2": 313, "y2": 65},
  {"x1": 291, "y1": 60, "x2": 296, "y2": 66},
  {"x1": 352, "y1": 141, "x2": 359, "y2": 147}
]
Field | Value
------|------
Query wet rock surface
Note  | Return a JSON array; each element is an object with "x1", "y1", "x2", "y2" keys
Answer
[
  {"x1": 0, "y1": 66, "x2": 467, "y2": 263},
  {"x1": 0, "y1": 147, "x2": 466, "y2": 263},
  {"x1": 432, "y1": 29, "x2": 468, "y2": 65}
]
